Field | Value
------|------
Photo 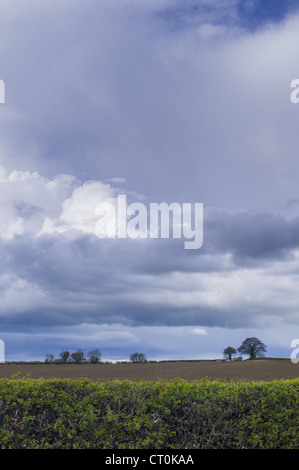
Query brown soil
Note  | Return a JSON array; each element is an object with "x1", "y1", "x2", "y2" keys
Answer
[{"x1": 0, "y1": 359, "x2": 298, "y2": 382}]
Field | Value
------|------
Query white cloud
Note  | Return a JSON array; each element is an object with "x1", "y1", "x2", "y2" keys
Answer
[
  {"x1": 0, "y1": 164, "x2": 122, "y2": 239},
  {"x1": 192, "y1": 327, "x2": 208, "y2": 335},
  {"x1": 0, "y1": 165, "x2": 78, "y2": 239},
  {"x1": 0, "y1": 274, "x2": 47, "y2": 315},
  {"x1": 106, "y1": 177, "x2": 127, "y2": 184},
  {"x1": 39, "y1": 180, "x2": 117, "y2": 236}
]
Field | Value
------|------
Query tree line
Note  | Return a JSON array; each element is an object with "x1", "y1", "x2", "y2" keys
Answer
[
  {"x1": 45, "y1": 349, "x2": 102, "y2": 364},
  {"x1": 45, "y1": 350, "x2": 147, "y2": 364},
  {"x1": 45, "y1": 338, "x2": 266, "y2": 365}
]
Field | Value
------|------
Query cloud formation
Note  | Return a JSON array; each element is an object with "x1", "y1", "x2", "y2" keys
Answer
[
  {"x1": 1, "y1": 1, "x2": 299, "y2": 360},
  {"x1": 0, "y1": 163, "x2": 299, "y2": 340}
]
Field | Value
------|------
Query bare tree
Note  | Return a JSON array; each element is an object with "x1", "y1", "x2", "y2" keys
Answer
[
  {"x1": 45, "y1": 353, "x2": 55, "y2": 364},
  {"x1": 130, "y1": 352, "x2": 147, "y2": 363},
  {"x1": 87, "y1": 349, "x2": 102, "y2": 364}
]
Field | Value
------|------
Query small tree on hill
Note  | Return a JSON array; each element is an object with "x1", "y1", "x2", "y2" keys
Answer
[
  {"x1": 223, "y1": 346, "x2": 237, "y2": 361},
  {"x1": 237, "y1": 337, "x2": 267, "y2": 360}
]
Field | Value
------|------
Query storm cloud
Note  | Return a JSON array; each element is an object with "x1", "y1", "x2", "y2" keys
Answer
[
  {"x1": 1, "y1": 167, "x2": 299, "y2": 336},
  {"x1": 1, "y1": 0, "x2": 299, "y2": 360}
]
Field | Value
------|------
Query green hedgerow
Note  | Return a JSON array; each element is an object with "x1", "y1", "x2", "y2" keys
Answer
[{"x1": 0, "y1": 377, "x2": 298, "y2": 449}]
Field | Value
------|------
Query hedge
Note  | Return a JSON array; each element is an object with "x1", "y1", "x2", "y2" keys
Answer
[{"x1": 0, "y1": 376, "x2": 298, "y2": 449}]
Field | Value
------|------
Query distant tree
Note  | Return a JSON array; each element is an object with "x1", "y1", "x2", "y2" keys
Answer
[
  {"x1": 59, "y1": 350, "x2": 70, "y2": 363},
  {"x1": 237, "y1": 337, "x2": 267, "y2": 360},
  {"x1": 223, "y1": 346, "x2": 237, "y2": 361},
  {"x1": 70, "y1": 349, "x2": 86, "y2": 364},
  {"x1": 45, "y1": 353, "x2": 55, "y2": 364},
  {"x1": 130, "y1": 352, "x2": 147, "y2": 363},
  {"x1": 87, "y1": 349, "x2": 102, "y2": 364}
]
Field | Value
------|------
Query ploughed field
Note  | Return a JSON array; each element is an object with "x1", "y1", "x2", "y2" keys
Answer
[{"x1": 0, "y1": 359, "x2": 298, "y2": 381}]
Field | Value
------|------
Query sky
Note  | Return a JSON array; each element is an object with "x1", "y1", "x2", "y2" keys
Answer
[{"x1": 1, "y1": 0, "x2": 299, "y2": 362}]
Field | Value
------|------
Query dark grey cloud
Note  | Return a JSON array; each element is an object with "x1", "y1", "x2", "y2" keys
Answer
[
  {"x1": 0, "y1": 203, "x2": 297, "y2": 336},
  {"x1": 203, "y1": 208, "x2": 299, "y2": 263}
]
